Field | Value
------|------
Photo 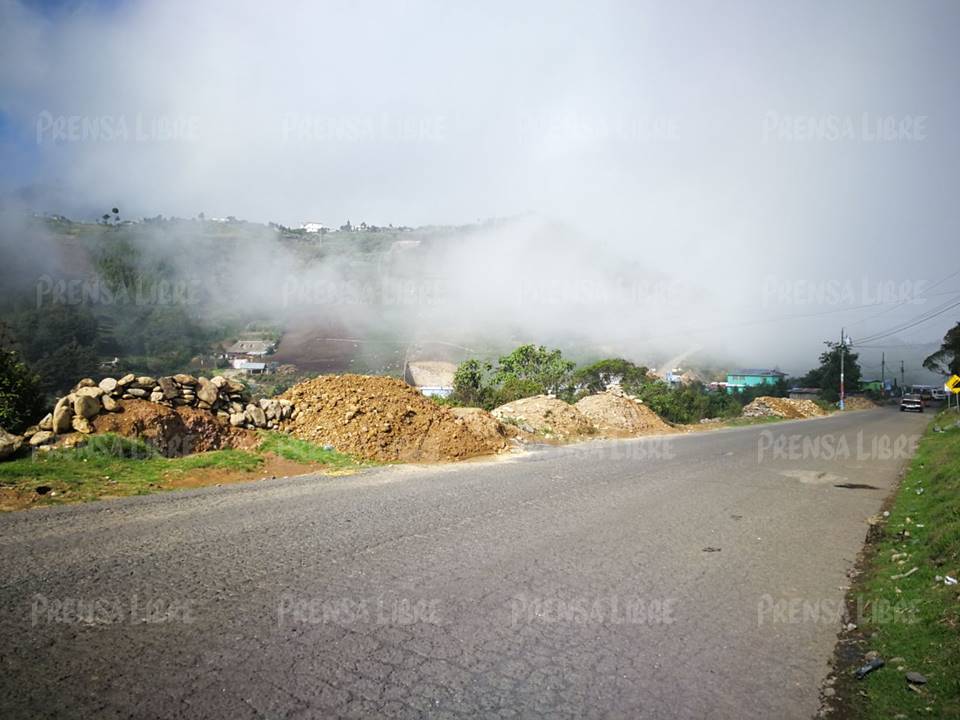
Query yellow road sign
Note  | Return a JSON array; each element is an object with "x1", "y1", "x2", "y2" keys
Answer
[{"x1": 947, "y1": 374, "x2": 960, "y2": 394}]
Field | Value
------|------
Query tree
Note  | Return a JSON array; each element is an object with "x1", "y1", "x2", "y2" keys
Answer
[
  {"x1": 810, "y1": 341, "x2": 862, "y2": 403},
  {"x1": 451, "y1": 358, "x2": 492, "y2": 407},
  {"x1": 0, "y1": 325, "x2": 43, "y2": 432},
  {"x1": 923, "y1": 321, "x2": 960, "y2": 376},
  {"x1": 494, "y1": 344, "x2": 574, "y2": 396},
  {"x1": 572, "y1": 358, "x2": 649, "y2": 395}
]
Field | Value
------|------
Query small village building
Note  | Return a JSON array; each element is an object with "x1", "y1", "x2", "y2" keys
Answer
[{"x1": 725, "y1": 368, "x2": 786, "y2": 393}]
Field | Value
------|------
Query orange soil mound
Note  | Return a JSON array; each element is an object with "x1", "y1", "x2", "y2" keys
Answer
[
  {"x1": 842, "y1": 396, "x2": 877, "y2": 411},
  {"x1": 742, "y1": 396, "x2": 827, "y2": 419},
  {"x1": 491, "y1": 395, "x2": 595, "y2": 440},
  {"x1": 574, "y1": 390, "x2": 674, "y2": 436},
  {"x1": 280, "y1": 374, "x2": 508, "y2": 462}
]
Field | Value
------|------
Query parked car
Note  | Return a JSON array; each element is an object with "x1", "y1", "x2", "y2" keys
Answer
[
  {"x1": 931, "y1": 388, "x2": 946, "y2": 402},
  {"x1": 900, "y1": 394, "x2": 924, "y2": 413}
]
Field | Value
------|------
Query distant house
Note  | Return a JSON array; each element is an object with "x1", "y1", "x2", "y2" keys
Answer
[
  {"x1": 725, "y1": 368, "x2": 786, "y2": 393},
  {"x1": 405, "y1": 360, "x2": 456, "y2": 398},
  {"x1": 788, "y1": 387, "x2": 820, "y2": 400},
  {"x1": 300, "y1": 222, "x2": 330, "y2": 234},
  {"x1": 225, "y1": 340, "x2": 275, "y2": 358},
  {"x1": 860, "y1": 379, "x2": 891, "y2": 393},
  {"x1": 234, "y1": 361, "x2": 267, "y2": 375}
]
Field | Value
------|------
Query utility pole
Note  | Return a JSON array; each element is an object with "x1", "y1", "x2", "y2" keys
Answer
[
  {"x1": 900, "y1": 360, "x2": 905, "y2": 394},
  {"x1": 881, "y1": 352, "x2": 885, "y2": 396},
  {"x1": 839, "y1": 328, "x2": 845, "y2": 410}
]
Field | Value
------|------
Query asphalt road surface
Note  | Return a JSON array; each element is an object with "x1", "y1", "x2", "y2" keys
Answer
[{"x1": 0, "y1": 407, "x2": 928, "y2": 719}]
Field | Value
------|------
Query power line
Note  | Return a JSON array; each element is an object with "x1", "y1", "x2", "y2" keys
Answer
[{"x1": 854, "y1": 298, "x2": 960, "y2": 345}]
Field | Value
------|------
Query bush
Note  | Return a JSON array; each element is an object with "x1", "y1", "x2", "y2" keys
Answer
[{"x1": 0, "y1": 335, "x2": 43, "y2": 433}]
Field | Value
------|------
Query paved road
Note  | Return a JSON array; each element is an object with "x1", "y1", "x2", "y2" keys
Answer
[{"x1": 0, "y1": 407, "x2": 927, "y2": 719}]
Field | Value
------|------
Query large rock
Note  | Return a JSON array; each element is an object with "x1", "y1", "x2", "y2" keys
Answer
[
  {"x1": 76, "y1": 386, "x2": 105, "y2": 399},
  {"x1": 197, "y1": 377, "x2": 219, "y2": 405},
  {"x1": 99, "y1": 377, "x2": 118, "y2": 394},
  {"x1": 158, "y1": 376, "x2": 180, "y2": 399},
  {"x1": 73, "y1": 394, "x2": 102, "y2": 419},
  {"x1": 52, "y1": 403, "x2": 73, "y2": 433},
  {"x1": 38, "y1": 413, "x2": 53, "y2": 431},
  {"x1": 0, "y1": 427, "x2": 23, "y2": 460},
  {"x1": 135, "y1": 376, "x2": 157, "y2": 388},
  {"x1": 71, "y1": 416, "x2": 94, "y2": 434},
  {"x1": 101, "y1": 395, "x2": 119, "y2": 412},
  {"x1": 150, "y1": 390, "x2": 165, "y2": 403},
  {"x1": 117, "y1": 373, "x2": 136, "y2": 387},
  {"x1": 76, "y1": 378, "x2": 96, "y2": 389},
  {"x1": 173, "y1": 373, "x2": 197, "y2": 385},
  {"x1": 226, "y1": 379, "x2": 246, "y2": 394},
  {"x1": 211, "y1": 375, "x2": 228, "y2": 388},
  {"x1": 244, "y1": 403, "x2": 267, "y2": 427},
  {"x1": 229, "y1": 412, "x2": 246, "y2": 427},
  {"x1": 28, "y1": 430, "x2": 55, "y2": 447}
]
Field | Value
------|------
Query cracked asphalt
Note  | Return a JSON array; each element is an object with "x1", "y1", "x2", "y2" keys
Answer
[{"x1": 0, "y1": 407, "x2": 927, "y2": 719}]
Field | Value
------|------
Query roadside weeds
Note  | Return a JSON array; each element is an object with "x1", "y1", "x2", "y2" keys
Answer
[
  {"x1": 821, "y1": 409, "x2": 960, "y2": 719},
  {"x1": 0, "y1": 432, "x2": 365, "y2": 512}
]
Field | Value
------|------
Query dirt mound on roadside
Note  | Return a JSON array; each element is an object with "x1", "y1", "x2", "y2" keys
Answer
[
  {"x1": 450, "y1": 407, "x2": 517, "y2": 445},
  {"x1": 491, "y1": 396, "x2": 595, "y2": 440},
  {"x1": 743, "y1": 396, "x2": 827, "y2": 419},
  {"x1": 574, "y1": 390, "x2": 674, "y2": 436},
  {"x1": 842, "y1": 396, "x2": 877, "y2": 411},
  {"x1": 91, "y1": 400, "x2": 258, "y2": 456},
  {"x1": 280, "y1": 374, "x2": 508, "y2": 462}
]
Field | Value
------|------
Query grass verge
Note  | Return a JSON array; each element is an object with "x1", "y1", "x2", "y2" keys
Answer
[
  {"x1": 0, "y1": 432, "x2": 363, "y2": 511},
  {"x1": 832, "y1": 408, "x2": 960, "y2": 718}
]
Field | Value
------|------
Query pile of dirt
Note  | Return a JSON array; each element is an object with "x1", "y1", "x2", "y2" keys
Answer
[
  {"x1": 91, "y1": 400, "x2": 259, "y2": 456},
  {"x1": 491, "y1": 396, "x2": 595, "y2": 440},
  {"x1": 450, "y1": 407, "x2": 518, "y2": 445},
  {"x1": 842, "y1": 396, "x2": 877, "y2": 411},
  {"x1": 743, "y1": 396, "x2": 827, "y2": 419},
  {"x1": 574, "y1": 389, "x2": 674, "y2": 436},
  {"x1": 280, "y1": 374, "x2": 509, "y2": 462}
]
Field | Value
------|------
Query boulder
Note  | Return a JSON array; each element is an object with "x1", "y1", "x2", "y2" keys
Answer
[
  {"x1": 29, "y1": 430, "x2": 56, "y2": 447},
  {"x1": 76, "y1": 386, "x2": 105, "y2": 399},
  {"x1": 173, "y1": 373, "x2": 197, "y2": 385},
  {"x1": 76, "y1": 378, "x2": 96, "y2": 389},
  {"x1": 71, "y1": 416, "x2": 94, "y2": 434},
  {"x1": 101, "y1": 395, "x2": 119, "y2": 412},
  {"x1": 197, "y1": 377, "x2": 219, "y2": 405},
  {"x1": 249, "y1": 405, "x2": 267, "y2": 428},
  {"x1": 0, "y1": 427, "x2": 24, "y2": 460},
  {"x1": 229, "y1": 412, "x2": 246, "y2": 427},
  {"x1": 38, "y1": 413, "x2": 53, "y2": 431},
  {"x1": 134, "y1": 376, "x2": 157, "y2": 388},
  {"x1": 117, "y1": 373, "x2": 136, "y2": 387},
  {"x1": 226, "y1": 379, "x2": 246, "y2": 394},
  {"x1": 52, "y1": 404, "x2": 73, "y2": 433},
  {"x1": 73, "y1": 394, "x2": 101, "y2": 419},
  {"x1": 149, "y1": 390, "x2": 165, "y2": 403},
  {"x1": 98, "y1": 377, "x2": 118, "y2": 394},
  {"x1": 158, "y1": 376, "x2": 180, "y2": 399},
  {"x1": 211, "y1": 375, "x2": 228, "y2": 388},
  {"x1": 126, "y1": 388, "x2": 147, "y2": 398},
  {"x1": 23, "y1": 426, "x2": 40, "y2": 437}
]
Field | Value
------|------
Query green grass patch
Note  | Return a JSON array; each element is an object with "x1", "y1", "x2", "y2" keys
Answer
[
  {"x1": 0, "y1": 434, "x2": 266, "y2": 506},
  {"x1": 845, "y1": 409, "x2": 960, "y2": 718},
  {"x1": 0, "y1": 431, "x2": 364, "y2": 510},
  {"x1": 255, "y1": 431, "x2": 361, "y2": 468}
]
